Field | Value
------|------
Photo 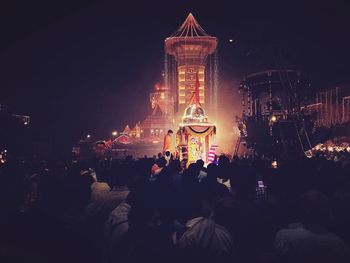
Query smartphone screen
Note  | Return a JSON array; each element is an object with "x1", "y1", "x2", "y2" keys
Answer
[{"x1": 258, "y1": 180, "x2": 265, "y2": 188}]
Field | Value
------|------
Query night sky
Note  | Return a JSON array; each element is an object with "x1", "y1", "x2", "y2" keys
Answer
[{"x1": 1, "y1": 0, "x2": 349, "y2": 154}]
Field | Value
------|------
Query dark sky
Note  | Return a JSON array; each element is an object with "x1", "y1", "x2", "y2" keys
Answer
[{"x1": 1, "y1": 0, "x2": 349, "y2": 153}]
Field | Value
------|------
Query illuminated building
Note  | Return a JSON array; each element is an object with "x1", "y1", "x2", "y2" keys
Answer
[
  {"x1": 165, "y1": 13, "x2": 218, "y2": 117},
  {"x1": 113, "y1": 14, "x2": 218, "y2": 156},
  {"x1": 139, "y1": 81, "x2": 174, "y2": 139}
]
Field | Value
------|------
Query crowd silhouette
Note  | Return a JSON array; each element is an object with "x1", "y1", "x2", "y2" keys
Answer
[{"x1": 1, "y1": 150, "x2": 350, "y2": 263}]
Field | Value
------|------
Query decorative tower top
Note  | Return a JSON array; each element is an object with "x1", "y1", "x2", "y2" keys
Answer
[
  {"x1": 165, "y1": 13, "x2": 217, "y2": 60},
  {"x1": 165, "y1": 13, "x2": 218, "y2": 111},
  {"x1": 170, "y1": 13, "x2": 208, "y2": 37}
]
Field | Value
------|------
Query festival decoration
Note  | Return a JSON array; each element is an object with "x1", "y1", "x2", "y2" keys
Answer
[{"x1": 176, "y1": 73, "x2": 217, "y2": 165}]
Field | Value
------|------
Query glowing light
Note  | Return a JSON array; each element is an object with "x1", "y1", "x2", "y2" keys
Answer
[
  {"x1": 24, "y1": 121, "x2": 28, "y2": 125},
  {"x1": 112, "y1": 131, "x2": 118, "y2": 137},
  {"x1": 305, "y1": 150, "x2": 313, "y2": 158},
  {"x1": 229, "y1": 39, "x2": 233, "y2": 42},
  {"x1": 315, "y1": 144, "x2": 322, "y2": 150},
  {"x1": 86, "y1": 134, "x2": 91, "y2": 139},
  {"x1": 347, "y1": 147, "x2": 350, "y2": 152},
  {"x1": 335, "y1": 146, "x2": 342, "y2": 152},
  {"x1": 327, "y1": 146, "x2": 334, "y2": 152},
  {"x1": 270, "y1": 115, "x2": 277, "y2": 122},
  {"x1": 271, "y1": 160, "x2": 278, "y2": 169}
]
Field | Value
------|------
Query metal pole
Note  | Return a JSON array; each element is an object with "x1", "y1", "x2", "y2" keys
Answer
[
  {"x1": 268, "y1": 72, "x2": 272, "y2": 114},
  {"x1": 242, "y1": 85, "x2": 246, "y2": 116},
  {"x1": 336, "y1": 87, "x2": 339, "y2": 123},
  {"x1": 330, "y1": 89, "x2": 333, "y2": 125},
  {"x1": 247, "y1": 86, "x2": 251, "y2": 117},
  {"x1": 342, "y1": 98, "x2": 346, "y2": 123},
  {"x1": 320, "y1": 92, "x2": 323, "y2": 126}
]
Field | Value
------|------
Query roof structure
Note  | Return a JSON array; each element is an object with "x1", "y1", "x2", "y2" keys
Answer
[
  {"x1": 170, "y1": 13, "x2": 209, "y2": 38},
  {"x1": 122, "y1": 125, "x2": 130, "y2": 134},
  {"x1": 165, "y1": 13, "x2": 217, "y2": 58},
  {"x1": 151, "y1": 104, "x2": 163, "y2": 116}
]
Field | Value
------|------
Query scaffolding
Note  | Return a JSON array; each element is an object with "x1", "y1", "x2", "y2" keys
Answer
[{"x1": 235, "y1": 69, "x2": 312, "y2": 158}]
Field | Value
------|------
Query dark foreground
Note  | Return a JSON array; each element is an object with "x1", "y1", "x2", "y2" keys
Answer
[{"x1": 1, "y1": 152, "x2": 350, "y2": 263}]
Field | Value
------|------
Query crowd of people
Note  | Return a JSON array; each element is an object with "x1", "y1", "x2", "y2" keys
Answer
[{"x1": 1, "y1": 149, "x2": 350, "y2": 263}]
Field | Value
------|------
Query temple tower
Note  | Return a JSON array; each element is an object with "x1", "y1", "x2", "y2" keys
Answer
[{"x1": 165, "y1": 13, "x2": 218, "y2": 117}]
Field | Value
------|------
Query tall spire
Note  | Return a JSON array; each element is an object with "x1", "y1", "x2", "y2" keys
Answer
[{"x1": 170, "y1": 13, "x2": 209, "y2": 38}]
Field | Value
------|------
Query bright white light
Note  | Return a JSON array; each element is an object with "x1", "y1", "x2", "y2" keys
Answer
[
  {"x1": 86, "y1": 134, "x2": 91, "y2": 139},
  {"x1": 229, "y1": 39, "x2": 233, "y2": 42},
  {"x1": 271, "y1": 160, "x2": 278, "y2": 169},
  {"x1": 112, "y1": 131, "x2": 118, "y2": 136}
]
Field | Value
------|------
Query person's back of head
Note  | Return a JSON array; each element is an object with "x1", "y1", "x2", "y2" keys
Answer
[
  {"x1": 218, "y1": 155, "x2": 231, "y2": 181},
  {"x1": 156, "y1": 157, "x2": 167, "y2": 168},
  {"x1": 187, "y1": 163, "x2": 200, "y2": 178},
  {"x1": 218, "y1": 155, "x2": 230, "y2": 167},
  {"x1": 206, "y1": 163, "x2": 219, "y2": 180},
  {"x1": 165, "y1": 150, "x2": 171, "y2": 158},
  {"x1": 169, "y1": 159, "x2": 181, "y2": 173},
  {"x1": 196, "y1": 159, "x2": 205, "y2": 169}
]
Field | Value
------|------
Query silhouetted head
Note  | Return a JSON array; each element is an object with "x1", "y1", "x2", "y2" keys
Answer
[
  {"x1": 169, "y1": 159, "x2": 182, "y2": 173},
  {"x1": 95, "y1": 141, "x2": 106, "y2": 158},
  {"x1": 187, "y1": 163, "x2": 200, "y2": 178},
  {"x1": 207, "y1": 163, "x2": 219, "y2": 179},
  {"x1": 156, "y1": 157, "x2": 167, "y2": 168},
  {"x1": 196, "y1": 159, "x2": 205, "y2": 169},
  {"x1": 218, "y1": 155, "x2": 230, "y2": 167}
]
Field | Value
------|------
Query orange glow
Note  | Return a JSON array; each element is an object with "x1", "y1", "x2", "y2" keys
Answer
[{"x1": 270, "y1": 115, "x2": 277, "y2": 122}]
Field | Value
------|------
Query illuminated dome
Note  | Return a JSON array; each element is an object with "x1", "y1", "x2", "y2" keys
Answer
[{"x1": 182, "y1": 104, "x2": 208, "y2": 124}]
